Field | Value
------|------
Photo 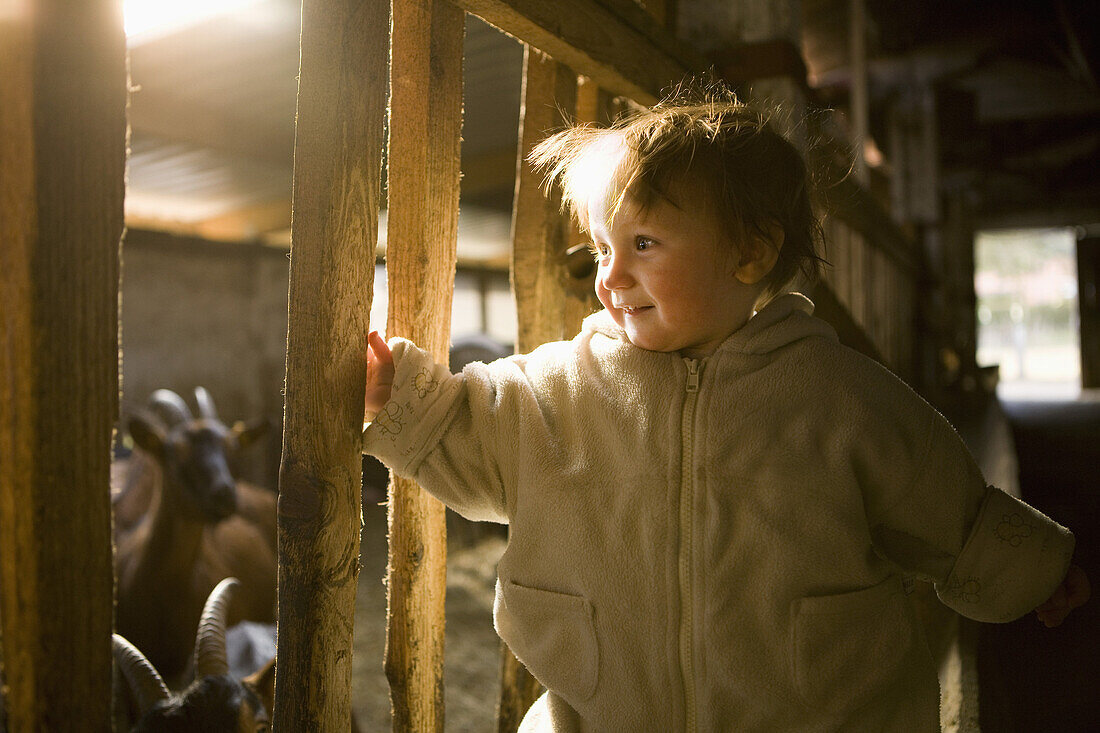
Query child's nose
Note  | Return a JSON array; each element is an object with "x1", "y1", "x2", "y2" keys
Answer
[{"x1": 601, "y1": 253, "x2": 632, "y2": 289}]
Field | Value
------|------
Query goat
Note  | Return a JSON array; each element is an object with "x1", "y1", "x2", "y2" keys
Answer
[
  {"x1": 113, "y1": 577, "x2": 273, "y2": 732},
  {"x1": 114, "y1": 388, "x2": 278, "y2": 687},
  {"x1": 116, "y1": 578, "x2": 365, "y2": 733}
]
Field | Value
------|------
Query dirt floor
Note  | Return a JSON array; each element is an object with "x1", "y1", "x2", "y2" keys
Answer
[{"x1": 352, "y1": 498, "x2": 508, "y2": 731}]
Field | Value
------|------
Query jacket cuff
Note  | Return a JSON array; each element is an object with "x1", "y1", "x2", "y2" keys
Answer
[
  {"x1": 937, "y1": 485, "x2": 1075, "y2": 622},
  {"x1": 362, "y1": 338, "x2": 462, "y2": 477}
]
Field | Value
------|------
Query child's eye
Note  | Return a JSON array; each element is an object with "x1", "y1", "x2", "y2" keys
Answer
[
  {"x1": 635, "y1": 237, "x2": 655, "y2": 251},
  {"x1": 587, "y1": 242, "x2": 609, "y2": 260}
]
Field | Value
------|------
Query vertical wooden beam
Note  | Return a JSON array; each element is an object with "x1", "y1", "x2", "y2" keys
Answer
[
  {"x1": 384, "y1": 1, "x2": 464, "y2": 730},
  {"x1": 1078, "y1": 236, "x2": 1100, "y2": 389},
  {"x1": 275, "y1": 0, "x2": 388, "y2": 728},
  {"x1": 497, "y1": 47, "x2": 581, "y2": 733},
  {"x1": 848, "y1": 0, "x2": 868, "y2": 185},
  {"x1": 0, "y1": 0, "x2": 125, "y2": 730},
  {"x1": 510, "y1": 48, "x2": 581, "y2": 350},
  {"x1": 642, "y1": 0, "x2": 679, "y2": 31}
]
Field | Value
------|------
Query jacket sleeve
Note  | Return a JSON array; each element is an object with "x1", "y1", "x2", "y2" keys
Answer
[
  {"x1": 868, "y1": 406, "x2": 1075, "y2": 623},
  {"x1": 362, "y1": 337, "x2": 544, "y2": 524}
]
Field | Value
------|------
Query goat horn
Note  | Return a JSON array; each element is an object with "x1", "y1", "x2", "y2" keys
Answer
[
  {"x1": 148, "y1": 389, "x2": 192, "y2": 426},
  {"x1": 194, "y1": 577, "x2": 240, "y2": 678},
  {"x1": 194, "y1": 386, "x2": 218, "y2": 420},
  {"x1": 112, "y1": 633, "x2": 171, "y2": 715}
]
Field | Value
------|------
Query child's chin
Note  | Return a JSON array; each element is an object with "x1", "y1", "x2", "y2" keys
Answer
[{"x1": 623, "y1": 329, "x2": 670, "y2": 353}]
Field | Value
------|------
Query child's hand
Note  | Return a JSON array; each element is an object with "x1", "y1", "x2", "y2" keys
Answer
[
  {"x1": 1035, "y1": 563, "x2": 1090, "y2": 627},
  {"x1": 364, "y1": 331, "x2": 395, "y2": 422}
]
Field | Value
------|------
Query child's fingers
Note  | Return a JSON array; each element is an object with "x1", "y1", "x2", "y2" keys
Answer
[
  {"x1": 1063, "y1": 564, "x2": 1091, "y2": 609},
  {"x1": 1035, "y1": 565, "x2": 1091, "y2": 627},
  {"x1": 364, "y1": 331, "x2": 395, "y2": 420},
  {"x1": 367, "y1": 330, "x2": 393, "y2": 367},
  {"x1": 1037, "y1": 584, "x2": 1068, "y2": 614}
]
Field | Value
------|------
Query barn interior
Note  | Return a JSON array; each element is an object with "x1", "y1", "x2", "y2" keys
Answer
[{"x1": 3, "y1": 0, "x2": 1099, "y2": 730}]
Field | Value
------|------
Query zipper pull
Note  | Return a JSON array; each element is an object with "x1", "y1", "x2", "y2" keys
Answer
[{"x1": 685, "y1": 359, "x2": 700, "y2": 393}]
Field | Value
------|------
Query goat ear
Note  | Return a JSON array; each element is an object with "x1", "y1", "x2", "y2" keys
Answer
[
  {"x1": 128, "y1": 410, "x2": 167, "y2": 458},
  {"x1": 243, "y1": 655, "x2": 276, "y2": 714},
  {"x1": 233, "y1": 417, "x2": 272, "y2": 450}
]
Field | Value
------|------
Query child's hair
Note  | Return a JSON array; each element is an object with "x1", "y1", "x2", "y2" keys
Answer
[{"x1": 530, "y1": 82, "x2": 825, "y2": 302}]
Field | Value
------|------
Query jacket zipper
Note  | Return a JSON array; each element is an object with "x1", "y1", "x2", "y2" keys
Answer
[{"x1": 679, "y1": 358, "x2": 700, "y2": 732}]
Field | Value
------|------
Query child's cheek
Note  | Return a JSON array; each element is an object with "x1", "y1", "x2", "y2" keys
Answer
[{"x1": 595, "y1": 278, "x2": 614, "y2": 313}]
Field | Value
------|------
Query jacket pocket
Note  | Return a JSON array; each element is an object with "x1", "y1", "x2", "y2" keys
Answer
[
  {"x1": 496, "y1": 579, "x2": 599, "y2": 704},
  {"x1": 790, "y1": 575, "x2": 916, "y2": 713}
]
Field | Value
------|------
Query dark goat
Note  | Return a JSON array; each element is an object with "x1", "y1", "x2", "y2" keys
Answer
[
  {"x1": 114, "y1": 388, "x2": 277, "y2": 686},
  {"x1": 114, "y1": 578, "x2": 273, "y2": 732}
]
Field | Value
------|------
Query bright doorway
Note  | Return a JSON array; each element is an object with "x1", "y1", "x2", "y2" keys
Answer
[{"x1": 974, "y1": 228, "x2": 1081, "y2": 400}]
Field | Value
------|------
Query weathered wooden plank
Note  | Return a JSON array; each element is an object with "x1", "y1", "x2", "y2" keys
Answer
[
  {"x1": 0, "y1": 1, "x2": 125, "y2": 730},
  {"x1": 510, "y1": 49, "x2": 582, "y2": 350},
  {"x1": 1077, "y1": 237, "x2": 1100, "y2": 389},
  {"x1": 497, "y1": 47, "x2": 582, "y2": 733},
  {"x1": 383, "y1": 0, "x2": 465, "y2": 730},
  {"x1": 452, "y1": 0, "x2": 706, "y2": 104},
  {"x1": 275, "y1": 0, "x2": 388, "y2": 727}
]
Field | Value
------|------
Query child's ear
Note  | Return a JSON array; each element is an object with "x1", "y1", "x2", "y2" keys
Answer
[{"x1": 734, "y1": 223, "x2": 784, "y2": 285}]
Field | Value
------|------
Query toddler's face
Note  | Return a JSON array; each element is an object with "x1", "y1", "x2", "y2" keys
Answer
[{"x1": 587, "y1": 191, "x2": 759, "y2": 358}]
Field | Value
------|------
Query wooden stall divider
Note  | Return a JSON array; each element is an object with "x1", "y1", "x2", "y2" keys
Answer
[
  {"x1": 383, "y1": 1, "x2": 465, "y2": 731},
  {"x1": 495, "y1": 47, "x2": 583, "y2": 731},
  {"x1": 275, "y1": 0, "x2": 389, "y2": 727},
  {"x1": 0, "y1": 2, "x2": 125, "y2": 730},
  {"x1": 0, "y1": 3, "x2": 125, "y2": 730}
]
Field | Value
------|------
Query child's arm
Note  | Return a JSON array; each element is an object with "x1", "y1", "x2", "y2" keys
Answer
[
  {"x1": 364, "y1": 330, "x2": 394, "y2": 422},
  {"x1": 1035, "y1": 563, "x2": 1090, "y2": 627},
  {"x1": 864, "y1": 397, "x2": 1079, "y2": 625},
  {"x1": 362, "y1": 331, "x2": 535, "y2": 523}
]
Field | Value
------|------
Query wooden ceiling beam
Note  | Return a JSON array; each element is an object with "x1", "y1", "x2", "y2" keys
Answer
[
  {"x1": 191, "y1": 197, "x2": 292, "y2": 242},
  {"x1": 451, "y1": 0, "x2": 707, "y2": 104}
]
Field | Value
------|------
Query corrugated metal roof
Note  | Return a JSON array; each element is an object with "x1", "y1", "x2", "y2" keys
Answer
[{"x1": 126, "y1": 0, "x2": 522, "y2": 264}]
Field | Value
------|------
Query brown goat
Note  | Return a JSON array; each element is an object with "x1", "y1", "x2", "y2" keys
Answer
[{"x1": 114, "y1": 388, "x2": 277, "y2": 687}]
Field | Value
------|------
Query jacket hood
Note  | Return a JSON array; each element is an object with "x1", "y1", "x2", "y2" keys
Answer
[{"x1": 582, "y1": 292, "x2": 837, "y2": 357}]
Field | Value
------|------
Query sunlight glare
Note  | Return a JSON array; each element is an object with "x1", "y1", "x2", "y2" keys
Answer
[{"x1": 124, "y1": 0, "x2": 265, "y2": 41}]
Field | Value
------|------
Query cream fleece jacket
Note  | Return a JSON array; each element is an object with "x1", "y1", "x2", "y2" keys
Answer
[{"x1": 363, "y1": 293, "x2": 1074, "y2": 732}]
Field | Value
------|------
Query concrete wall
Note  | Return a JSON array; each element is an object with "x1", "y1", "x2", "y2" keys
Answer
[
  {"x1": 120, "y1": 229, "x2": 291, "y2": 485},
  {"x1": 119, "y1": 228, "x2": 517, "y2": 486}
]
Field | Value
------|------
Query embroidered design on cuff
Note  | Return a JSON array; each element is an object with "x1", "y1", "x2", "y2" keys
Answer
[
  {"x1": 945, "y1": 575, "x2": 982, "y2": 604},
  {"x1": 413, "y1": 369, "x2": 440, "y2": 398},
  {"x1": 375, "y1": 403, "x2": 404, "y2": 438},
  {"x1": 994, "y1": 513, "x2": 1035, "y2": 547}
]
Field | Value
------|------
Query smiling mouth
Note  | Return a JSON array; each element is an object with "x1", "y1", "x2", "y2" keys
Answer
[{"x1": 618, "y1": 305, "x2": 653, "y2": 315}]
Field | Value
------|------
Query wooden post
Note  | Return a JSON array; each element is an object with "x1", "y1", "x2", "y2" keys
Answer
[
  {"x1": 383, "y1": 1, "x2": 464, "y2": 730},
  {"x1": 0, "y1": 1, "x2": 125, "y2": 730},
  {"x1": 509, "y1": 49, "x2": 582, "y2": 349},
  {"x1": 274, "y1": 0, "x2": 388, "y2": 728},
  {"x1": 496, "y1": 47, "x2": 584, "y2": 733},
  {"x1": 849, "y1": 0, "x2": 868, "y2": 185},
  {"x1": 1078, "y1": 235, "x2": 1100, "y2": 389}
]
